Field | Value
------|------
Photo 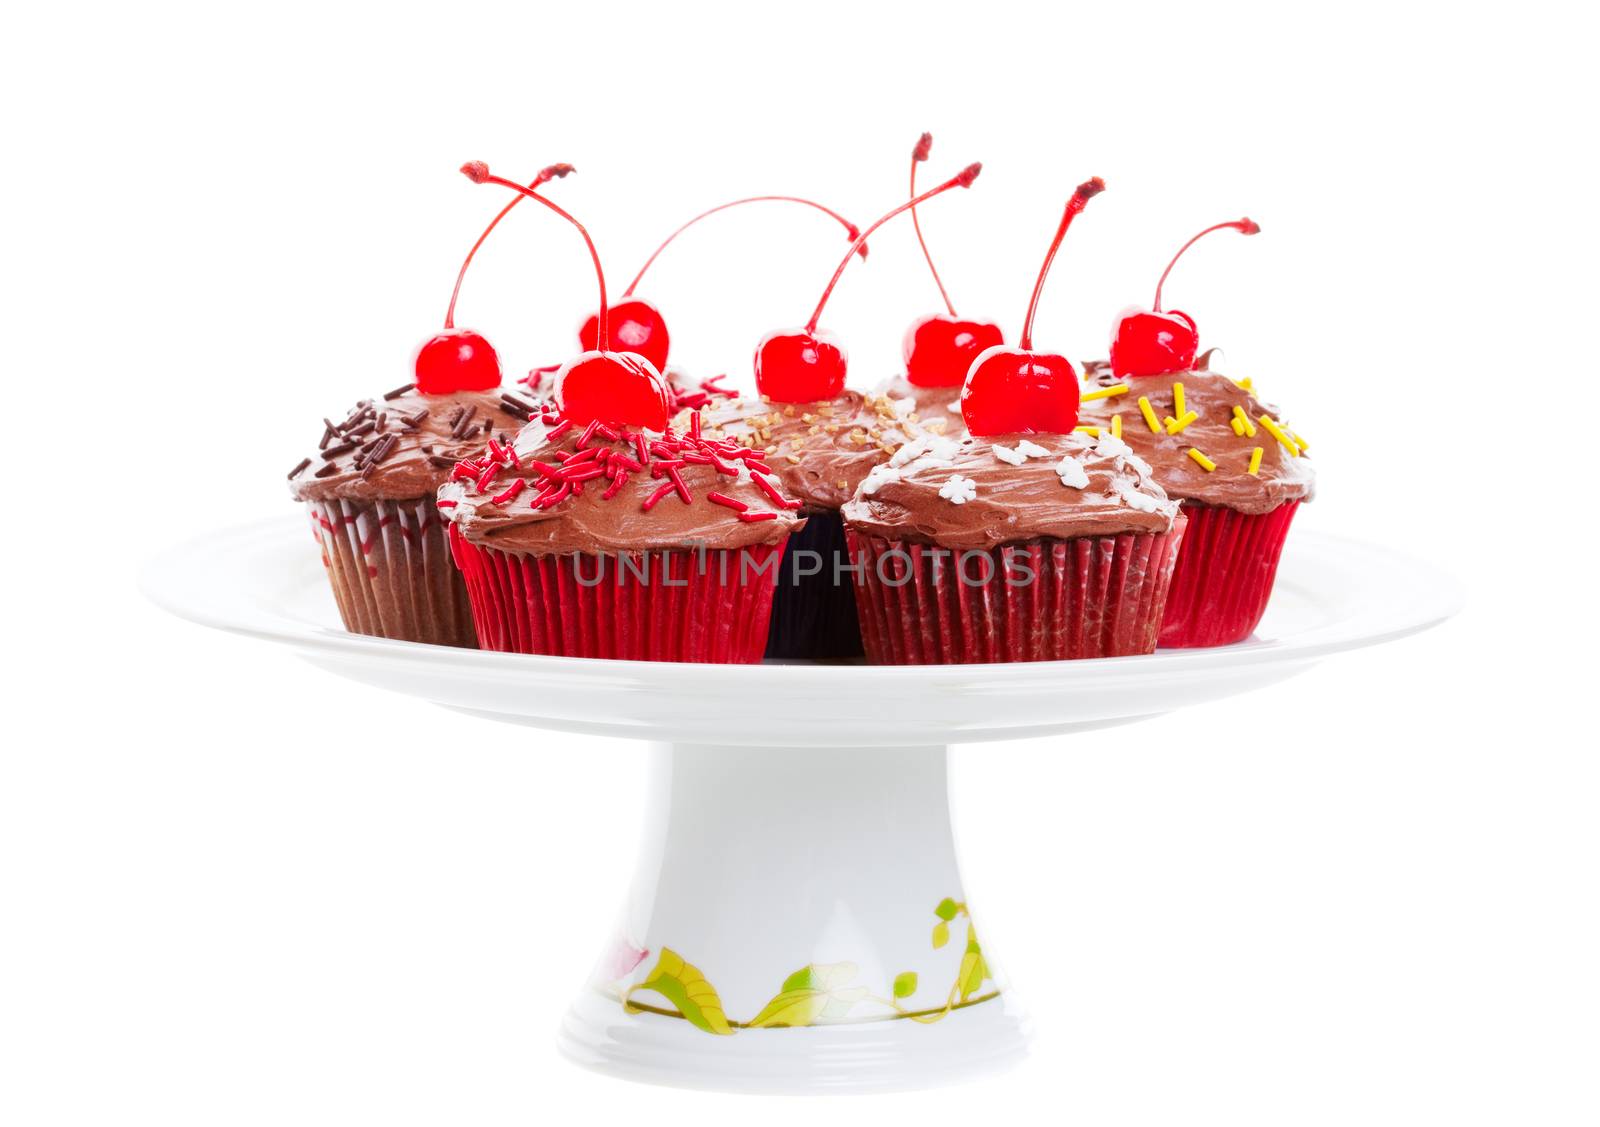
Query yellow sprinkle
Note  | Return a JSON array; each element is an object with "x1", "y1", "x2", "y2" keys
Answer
[
  {"x1": 1258, "y1": 415, "x2": 1299, "y2": 456},
  {"x1": 1232, "y1": 405, "x2": 1257, "y2": 437},
  {"x1": 1230, "y1": 416, "x2": 1245, "y2": 436},
  {"x1": 1081, "y1": 383, "x2": 1130, "y2": 401},
  {"x1": 1172, "y1": 381, "x2": 1186, "y2": 417},
  {"x1": 1137, "y1": 396, "x2": 1161, "y2": 433},
  {"x1": 1235, "y1": 376, "x2": 1253, "y2": 391},
  {"x1": 1291, "y1": 430, "x2": 1310, "y2": 454},
  {"x1": 1111, "y1": 414, "x2": 1123, "y2": 438},
  {"x1": 1247, "y1": 447, "x2": 1264, "y2": 475},
  {"x1": 1187, "y1": 447, "x2": 1217, "y2": 472},
  {"x1": 1074, "y1": 425, "x2": 1101, "y2": 436},
  {"x1": 1165, "y1": 410, "x2": 1200, "y2": 435}
]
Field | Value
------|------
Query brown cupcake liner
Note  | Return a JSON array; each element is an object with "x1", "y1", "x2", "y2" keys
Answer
[
  {"x1": 1159, "y1": 500, "x2": 1300, "y2": 648},
  {"x1": 305, "y1": 495, "x2": 478, "y2": 648},
  {"x1": 449, "y1": 529, "x2": 786, "y2": 662},
  {"x1": 846, "y1": 522, "x2": 1186, "y2": 663}
]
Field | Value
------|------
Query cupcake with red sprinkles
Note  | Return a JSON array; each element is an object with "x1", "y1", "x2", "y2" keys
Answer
[
  {"x1": 439, "y1": 163, "x2": 806, "y2": 662},
  {"x1": 287, "y1": 161, "x2": 571, "y2": 648}
]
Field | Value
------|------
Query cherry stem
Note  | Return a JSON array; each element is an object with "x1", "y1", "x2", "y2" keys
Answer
[
  {"x1": 623, "y1": 197, "x2": 867, "y2": 297},
  {"x1": 1152, "y1": 217, "x2": 1260, "y2": 312},
  {"x1": 444, "y1": 164, "x2": 574, "y2": 330},
  {"x1": 1018, "y1": 178, "x2": 1105, "y2": 352},
  {"x1": 462, "y1": 162, "x2": 613, "y2": 349},
  {"x1": 804, "y1": 162, "x2": 982, "y2": 334},
  {"x1": 909, "y1": 132, "x2": 957, "y2": 319}
]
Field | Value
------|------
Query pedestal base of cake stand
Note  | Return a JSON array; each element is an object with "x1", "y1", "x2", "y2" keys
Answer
[{"x1": 557, "y1": 741, "x2": 1031, "y2": 1094}]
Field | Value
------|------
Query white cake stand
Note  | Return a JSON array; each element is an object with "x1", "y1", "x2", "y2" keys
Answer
[{"x1": 142, "y1": 517, "x2": 1459, "y2": 1094}]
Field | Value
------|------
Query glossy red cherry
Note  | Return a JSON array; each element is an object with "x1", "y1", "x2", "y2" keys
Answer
[
  {"x1": 1109, "y1": 217, "x2": 1259, "y2": 378},
  {"x1": 756, "y1": 160, "x2": 983, "y2": 402},
  {"x1": 555, "y1": 351, "x2": 670, "y2": 431},
  {"x1": 578, "y1": 298, "x2": 669, "y2": 373},
  {"x1": 464, "y1": 161, "x2": 667, "y2": 429},
  {"x1": 415, "y1": 162, "x2": 573, "y2": 395},
  {"x1": 903, "y1": 314, "x2": 1005, "y2": 387},
  {"x1": 901, "y1": 133, "x2": 1005, "y2": 388},
  {"x1": 961, "y1": 177, "x2": 1104, "y2": 437},
  {"x1": 753, "y1": 328, "x2": 847, "y2": 402},
  {"x1": 415, "y1": 329, "x2": 500, "y2": 394},
  {"x1": 578, "y1": 197, "x2": 866, "y2": 374}
]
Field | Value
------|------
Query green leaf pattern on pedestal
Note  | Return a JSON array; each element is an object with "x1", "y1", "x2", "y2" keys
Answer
[{"x1": 615, "y1": 897, "x2": 996, "y2": 1034}]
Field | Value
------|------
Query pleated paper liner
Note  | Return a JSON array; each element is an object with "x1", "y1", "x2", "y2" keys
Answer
[
  {"x1": 765, "y1": 509, "x2": 865, "y2": 660},
  {"x1": 847, "y1": 522, "x2": 1185, "y2": 664},
  {"x1": 449, "y1": 528, "x2": 786, "y2": 662},
  {"x1": 1159, "y1": 500, "x2": 1299, "y2": 648},
  {"x1": 305, "y1": 496, "x2": 478, "y2": 648}
]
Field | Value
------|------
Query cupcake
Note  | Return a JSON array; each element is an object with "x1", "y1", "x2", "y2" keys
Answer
[
  {"x1": 743, "y1": 149, "x2": 987, "y2": 656},
  {"x1": 1094, "y1": 215, "x2": 1313, "y2": 646},
  {"x1": 843, "y1": 430, "x2": 1183, "y2": 662},
  {"x1": 1077, "y1": 359, "x2": 1313, "y2": 647},
  {"x1": 286, "y1": 159, "x2": 576, "y2": 647},
  {"x1": 440, "y1": 161, "x2": 808, "y2": 662},
  {"x1": 690, "y1": 389, "x2": 923, "y2": 658},
  {"x1": 288, "y1": 384, "x2": 544, "y2": 648},
  {"x1": 440, "y1": 407, "x2": 805, "y2": 662}
]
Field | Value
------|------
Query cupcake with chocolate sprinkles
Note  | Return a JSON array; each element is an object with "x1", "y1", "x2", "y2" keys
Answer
[
  {"x1": 288, "y1": 384, "x2": 546, "y2": 648},
  {"x1": 687, "y1": 388, "x2": 927, "y2": 658}
]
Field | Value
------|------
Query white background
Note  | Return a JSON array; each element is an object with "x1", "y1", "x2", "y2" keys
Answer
[{"x1": 2, "y1": 1, "x2": 1595, "y2": 1123}]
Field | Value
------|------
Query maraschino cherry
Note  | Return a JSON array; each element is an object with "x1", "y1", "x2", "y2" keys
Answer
[
  {"x1": 902, "y1": 133, "x2": 1004, "y2": 387},
  {"x1": 462, "y1": 162, "x2": 670, "y2": 430},
  {"x1": 1108, "y1": 217, "x2": 1260, "y2": 378},
  {"x1": 755, "y1": 161, "x2": 983, "y2": 402},
  {"x1": 414, "y1": 162, "x2": 574, "y2": 395},
  {"x1": 577, "y1": 195, "x2": 867, "y2": 374},
  {"x1": 961, "y1": 177, "x2": 1105, "y2": 436}
]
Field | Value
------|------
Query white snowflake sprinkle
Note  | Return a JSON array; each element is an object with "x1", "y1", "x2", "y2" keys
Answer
[
  {"x1": 1114, "y1": 478, "x2": 1163, "y2": 513},
  {"x1": 861, "y1": 464, "x2": 902, "y2": 496},
  {"x1": 891, "y1": 396, "x2": 917, "y2": 419},
  {"x1": 947, "y1": 400, "x2": 963, "y2": 413},
  {"x1": 1095, "y1": 432, "x2": 1133, "y2": 459},
  {"x1": 992, "y1": 443, "x2": 1027, "y2": 466},
  {"x1": 939, "y1": 474, "x2": 978, "y2": 504},
  {"x1": 1055, "y1": 457, "x2": 1090, "y2": 489},
  {"x1": 1016, "y1": 439, "x2": 1051, "y2": 458}
]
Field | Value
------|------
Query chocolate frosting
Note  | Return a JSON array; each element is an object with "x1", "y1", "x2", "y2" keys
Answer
[
  {"x1": 289, "y1": 386, "x2": 545, "y2": 503},
  {"x1": 690, "y1": 390, "x2": 934, "y2": 513},
  {"x1": 1076, "y1": 363, "x2": 1314, "y2": 515},
  {"x1": 440, "y1": 414, "x2": 804, "y2": 556},
  {"x1": 875, "y1": 376, "x2": 969, "y2": 436},
  {"x1": 841, "y1": 431, "x2": 1178, "y2": 550}
]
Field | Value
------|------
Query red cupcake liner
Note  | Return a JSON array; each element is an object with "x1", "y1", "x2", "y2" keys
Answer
[
  {"x1": 305, "y1": 496, "x2": 477, "y2": 648},
  {"x1": 1159, "y1": 501, "x2": 1299, "y2": 648},
  {"x1": 449, "y1": 529, "x2": 786, "y2": 662},
  {"x1": 846, "y1": 523, "x2": 1186, "y2": 664}
]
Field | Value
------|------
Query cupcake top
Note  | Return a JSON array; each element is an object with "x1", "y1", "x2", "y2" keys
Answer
[
  {"x1": 841, "y1": 430, "x2": 1178, "y2": 550},
  {"x1": 438, "y1": 411, "x2": 805, "y2": 555},
  {"x1": 288, "y1": 385, "x2": 546, "y2": 503},
  {"x1": 689, "y1": 389, "x2": 933, "y2": 512},
  {"x1": 874, "y1": 376, "x2": 969, "y2": 435},
  {"x1": 1076, "y1": 362, "x2": 1314, "y2": 514}
]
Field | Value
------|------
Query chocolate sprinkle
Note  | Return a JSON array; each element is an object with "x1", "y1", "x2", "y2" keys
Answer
[
  {"x1": 314, "y1": 462, "x2": 339, "y2": 478},
  {"x1": 382, "y1": 383, "x2": 415, "y2": 401},
  {"x1": 287, "y1": 457, "x2": 312, "y2": 479},
  {"x1": 321, "y1": 441, "x2": 357, "y2": 460}
]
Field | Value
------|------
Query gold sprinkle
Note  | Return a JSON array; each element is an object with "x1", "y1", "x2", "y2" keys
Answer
[
  {"x1": 818, "y1": 405, "x2": 835, "y2": 416},
  {"x1": 1187, "y1": 447, "x2": 1217, "y2": 472},
  {"x1": 786, "y1": 454, "x2": 802, "y2": 464},
  {"x1": 1258, "y1": 414, "x2": 1299, "y2": 456},
  {"x1": 801, "y1": 413, "x2": 816, "y2": 424},
  {"x1": 926, "y1": 418, "x2": 949, "y2": 434},
  {"x1": 1138, "y1": 396, "x2": 1162, "y2": 433},
  {"x1": 1111, "y1": 414, "x2": 1123, "y2": 439},
  {"x1": 836, "y1": 480, "x2": 848, "y2": 490},
  {"x1": 1081, "y1": 383, "x2": 1130, "y2": 402},
  {"x1": 1165, "y1": 410, "x2": 1200, "y2": 435},
  {"x1": 1247, "y1": 447, "x2": 1264, "y2": 475},
  {"x1": 1172, "y1": 381, "x2": 1186, "y2": 417}
]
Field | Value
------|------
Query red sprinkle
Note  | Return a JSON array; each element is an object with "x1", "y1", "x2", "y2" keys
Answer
[
  {"x1": 667, "y1": 465, "x2": 692, "y2": 504},
  {"x1": 706, "y1": 492, "x2": 748, "y2": 512},
  {"x1": 436, "y1": 499, "x2": 458, "y2": 509},
  {"x1": 642, "y1": 480, "x2": 676, "y2": 511},
  {"x1": 490, "y1": 479, "x2": 526, "y2": 505},
  {"x1": 738, "y1": 510, "x2": 779, "y2": 522},
  {"x1": 602, "y1": 471, "x2": 629, "y2": 500},
  {"x1": 751, "y1": 472, "x2": 803, "y2": 510},
  {"x1": 546, "y1": 419, "x2": 574, "y2": 440}
]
